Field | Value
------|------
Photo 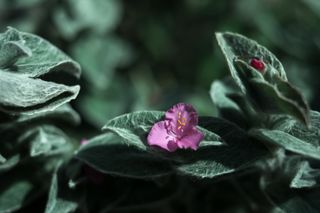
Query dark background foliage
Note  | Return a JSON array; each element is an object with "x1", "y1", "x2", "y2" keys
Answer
[
  {"x1": 1, "y1": 0, "x2": 320, "y2": 132},
  {"x1": 1, "y1": 0, "x2": 320, "y2": 212}
]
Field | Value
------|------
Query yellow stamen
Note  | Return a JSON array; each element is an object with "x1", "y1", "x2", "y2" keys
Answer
[{"x1": 178, "y1": 119, "x2": 185, "y2": 125}]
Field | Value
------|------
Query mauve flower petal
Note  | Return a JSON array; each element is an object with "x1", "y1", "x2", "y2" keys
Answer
[
  {"x1": 165, "y1": 103, "x2": 198, "y2": 137},
  {"x1": 176, "y1": 128, "x2": 204, "y2": 150},
  {"x1": 81, "y1": 139, "x2": 89, "y2": 145},
  {"x1": 147, "y1": 121, "x2": 178, "y2": 152}
]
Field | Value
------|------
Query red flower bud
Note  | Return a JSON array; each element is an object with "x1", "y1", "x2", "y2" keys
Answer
[{"x1": 250, "y1": 58, "x2": 265, "y2": 74}]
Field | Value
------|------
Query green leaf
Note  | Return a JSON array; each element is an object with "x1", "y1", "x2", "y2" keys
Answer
[
  {"x1": 179, "y1": 117, "x2": 268, "y2": 178},
  {"x1": 216, "y1": 35, "x2": 310, "y2": 125},
  {"x1": 75, "y1": 133, "x2": 174, "y2": 179},
  {"x1": 261, "y1": 167, "x2": 320, "y2": 213},
  {"x1": 0, "y1": 27, "x2": 31, "y2": 68},
  {"x1": 0, "y1": 27, "x2": 81, "y2": 115},
  {"x1": 0, "y1": 104, "x2": 80, "y2": 132},
  {"x1": 54, "y1": 0, "x2": 121, "y2": 39},
  {"x1": 210, "y1": 79, "x2": 243, "y2": 115},
  {"x1": 272, "y1": 75, "x2": 309, "y2": 114},
  {"x1": 269, "y1": 111, "x2": 320, "y2": 147},
  {"x1": 0, "y1": 180, "x2": 33, "y2": 213},
  {"x1": 303, "y1": 0, "x2": 320, "y2": 18},
  {"x1": 71, "y1": 35, "x2": 132, "y2": 90},
  {"x1": 249, "y1": 129, "x2": 320, "y2": 160},
  {"x1": 271, "y1": 194, "x2": 318, "y2": 213},
  {"x1": 17, "y1": 125, "x2": 72, "y2": 157},
  {"x1": 102, "y1": 111, "x2": 222, "y2": 146},
  {"x1": 0, "y1": 154, "x2": 5, "y2": 163},
  {"x1": 0, "y1": 0, "x2": 47, "y2": 10},
  {"x1": 290, "y1": 160, "x2": 320, "y2": 189},
  {"x1": 249, "y1": 78, "x2": 309, "y2": 125},
  {"x1": 0, "y1": 160, "x2": 54, "y2": 213},
  {"x1": 210, "y1": 78, "x2": 251, "y2": 126},
  {"x1": 234, "y1": 58, "x2": 265, "y2": 80},
  {"x1": 45, "y1": 173, "x2": 78, "y2": 213},
  {"x1": 79, "y1": 114, "x2": 267, "y2": 179},
  {"x1": 1, "y1": 27, "x2": 81, "y2": 79},
  {"x1": 0, "y1": 70, "x2": 80, "y2": 115},
  {"x1": 215, "y1": 32, "x2": 286, "y2": 93},
  {"x1": 102, "y1": 111, "x2": 163, "y2": 146},
  {"x1": 0, "y1": 155, "x2": 20, "y2": 174},
  {"x1": 103, "y1": 111, "x2": 164, "y2": 131}
]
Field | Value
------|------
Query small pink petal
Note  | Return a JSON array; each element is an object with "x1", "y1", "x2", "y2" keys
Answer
[
  {"x1": 81, "y1": 139, "x2": 89, "y2": 145},
  {"x1": 176, "y1": 128, "x2": 204, "y2": 150},
  {"x1": 165, "y1": 103, "x2": 198, "y2": 137},
  {"x1": 147, "y1": 121, "x2": 178, "y2": 152}
]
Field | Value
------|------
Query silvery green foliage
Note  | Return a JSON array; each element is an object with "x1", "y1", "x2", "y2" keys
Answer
[
  {"x1": 211, "y1": 32, "x2": 320, "y2": 213},
  {"x1": 0, "y1": 27, "x2": 80, "y2": 115},
  {"x1": 45, "y1": 173, "x2": 77, "y2": 213},
  {"x1": 75, "y1": 112, "x2": 267, "y2": 179},
  {"x1": 48, "y1": 32, "x2": 320, "y2": 213},
  {"x1": 215, "y1": 32, "x2": 287, "y2": 93},
  {"x1": 54, "y1": 0, "x2": 121, "y2": 39},
  {"x1": 0, "y1": 24, "x2": 319, "y2": 213},
  {"x1": 0, "y1": 0, "x2": 46, "y2": 10},
  {"x1": 0, "y1": 27, "x2": 80, "y2": 78},
  {"x1": 0, "y1": 27, "x2": 81, "y2": 212},
  {"x1": 71, "y1": 35, "x2": 132, "y2": 90},
  {"x1": 216, "y1": 32, "x2": 309, "y2": 125}
]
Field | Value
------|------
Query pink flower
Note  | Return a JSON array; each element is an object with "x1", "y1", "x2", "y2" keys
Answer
[
  {"x1": 147, "y1": 103, "x2": 204, "y2": 152},
  {"x1": 80, "y1": 139, "x2": 89, "y2": 145}
]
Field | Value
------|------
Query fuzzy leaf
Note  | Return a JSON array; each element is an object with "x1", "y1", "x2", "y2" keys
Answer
[
  {"x1": 215, "y1": 32, "x2": 286, "y2": 93},
  {"x1": 0, "y1": 180, "x2": 33, "y2": 213},
  {"x1": 250, "y1": 129, "x2": 320, "y2": 160},
  {"x1": 0, "y1": 70, "x2": 80, "y2": 115},
  {"x1": 0, "y1": 104, "x2": 80, "y2": 132},
  {"x1": 0, "y1": 160, "x2": 54, "y2": 213},
  {"x1": 210, "y1": 79, "x2": 244, "y2": 115},
  {"x1": 303, "y1": 0, "x2": 320, "y2": 18},
  {"x1": 249, "y1": 78, "x2": 309, "y2": 125},
  {"x1": 17, "y1": 125, "x2": 72, "y2": 157},
  {"x1": 5, "y1": 28, "x2": 80, "y2": 78},
  {"x1": 269, "y1": 111, "x2": 320, "y2": 146},
  {"x1": 290, "y1": 160, "x2": 320, "y2": 189},
  {"x1": 102, "y1": 111, "x2": 164, "y2": 147},
  {"x1": 0, "y1": 154, "x2": 5, "y2": 163},
  {"x1": 75, "y1": 133, "x2": 174, "y2": 179},
  {"x1": 0, "y1": 0, "x2": 47, "y2": 10},
  {"x1": 262, "y1": 169, "x2": 320, "y2": 213},
  {"x1": 0, "y1": 27, "x2": 80, "y2": 79},
  {"x1": 71, "y1": 35, "x2": 132, "y2": 90},
  {"x1": 0, "y1": 155, "x2": 20, "y2": 173},
  {"x1": 77, "y1": 116, "x2": 267, "y2": 179},
  {"x1": 271, "y1": 194, "x2": 318, "y2": 213},
  {"x1": 0, "y1": 27, "x2": 31, "y2": 68},
  {"x1": 178, "y1": 117, "x2": 268, "y2": 178},
  {"x1": 102, "y1": 111, "x2": 222, "y2": 147},
  {"x1": 54, "y1": 0, "x2": 121, "y2": 39},
  {"x1": 45, "y1": 173, "x2": 78, "y2": 213},
  {"x1": 210, "y1": 78, "x2": 251, "y2": 126}
]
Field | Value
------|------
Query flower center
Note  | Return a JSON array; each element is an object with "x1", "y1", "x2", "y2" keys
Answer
[{"x1": 177, "y1": 111, "x2": 187, "y2": 132}]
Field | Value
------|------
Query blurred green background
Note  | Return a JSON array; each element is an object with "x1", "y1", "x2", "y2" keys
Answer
[{"x1": 1, "y1": 0, "x2": 320, "y2": 134}]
